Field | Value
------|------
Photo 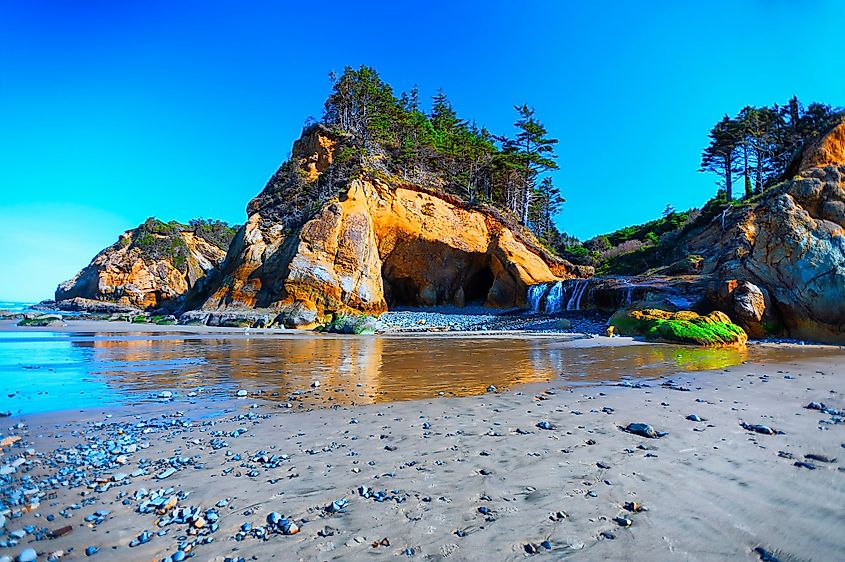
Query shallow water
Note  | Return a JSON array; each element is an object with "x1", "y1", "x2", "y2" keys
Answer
[{"x1": 0, "y1": 330, "x2": 836, "y2": 415}]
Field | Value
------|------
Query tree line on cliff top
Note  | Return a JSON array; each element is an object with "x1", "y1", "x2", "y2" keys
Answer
[
  {"x1": 319, "y1": 65, "x2": 565, "y2": 249},
  {"x1": 699, "y1": 97, "x2": 841, "y2": 201},
  {"x1": 283, "y1": 66, "x2": 840, "y2": 271}
]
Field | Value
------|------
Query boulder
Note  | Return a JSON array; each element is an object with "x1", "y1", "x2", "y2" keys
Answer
[{"x1": 609, "y1": 308, "x2": 748, "y2": 347}]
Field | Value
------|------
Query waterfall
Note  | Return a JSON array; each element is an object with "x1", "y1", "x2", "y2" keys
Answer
[
  {"x1": 526, "y1": 283, "x2": 548, "y2": 313},
  {"x1": 526, "y1": 278, "x2": 592, "y2": 314},
  {"x1": 624, "y1": 286, "x2": 634, "y2": 305},
  {"x1": 566, "y1": 279, "x2": 589, "y2": 311},
  {"x1": 544, "y1": 282, "x2": 563, "y2": 313}
]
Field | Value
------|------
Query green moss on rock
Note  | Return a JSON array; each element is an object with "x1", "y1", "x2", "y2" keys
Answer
[
  {"x1": 317, "y1": 314, "x2": 380, "y2": 335},
  {"x1": 610, "y1": 308, "x2": 748, "y2": 347}
]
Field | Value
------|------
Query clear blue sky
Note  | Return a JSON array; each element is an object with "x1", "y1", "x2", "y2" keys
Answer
[{"x1": 1, "y1": 1, "x2": 843, "y2": 301}]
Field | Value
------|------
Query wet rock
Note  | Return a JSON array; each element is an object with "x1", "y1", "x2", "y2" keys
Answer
[
  {"x1": 325, "y1": 498, "x2": 349, "y2": 513},
  {"x1": 805, "y1": 453, "x2": 836, "y2": 463},
  {"x1": 623, "y1": 502, "x2": 645, "y2": 513},
  {"x1": 600, "y1": 531, "x2": 615, "y2": 540},
  {"x1": 740, "y1": 422, "x2": 782, "y2": 435},
  {"x1": 686, "y1": 414, "x2": 705, "y2": 422},
  {"x1": 793, "y1": 461, "x2": 817, "y2": 470},
  {"x1": 614, "y1": 516, "x2": 632, "y2": 527},
  {"x1": 536, "y1": 421, "x2": 554, "y2": 430},
  {"x1": 16, "y1": 549, "x2": 37, "y2": 562},
  {"x1": 754, "y1": 546, "x2": 782, "y2": 562},
  {"x1": 622, "y1": 423, "x2": 665, "y2": 438}
]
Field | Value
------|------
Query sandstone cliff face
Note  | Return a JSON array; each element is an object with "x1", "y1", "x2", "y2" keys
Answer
[
  {"x1": 195, "y1": 127, "x2": 587, "y2": 327},
  {"x1": 688, "y1": 118, "x2": 845, "y2": 342},
  {"x1": 56, "y1": 219, "x2": 233, "y2": 310}
]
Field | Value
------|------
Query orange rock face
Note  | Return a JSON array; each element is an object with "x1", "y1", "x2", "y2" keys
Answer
[
  {"x1": 57, "y1": 224, "x2": 229, "y2": 310},
  {"x1": 202, "y1": 175, "x2": 587, "y2": 327},
  {"x1": 199, "y1": 126, "x2": 588, "y2": 327},
  {"x1": 799, "y1": 116, "x2": 845, "y2": 172}
]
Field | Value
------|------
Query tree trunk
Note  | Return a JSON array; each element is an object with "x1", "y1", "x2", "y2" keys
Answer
[
  {"x1": 724, "y1": 154, "x2": 733, "y2": 201},
  {"x1": 743, "y1": 145, "x2": 751, "y2": 198}
]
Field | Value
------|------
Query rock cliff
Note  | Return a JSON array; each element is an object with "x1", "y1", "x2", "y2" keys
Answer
[
  {"x1": 56, "y1": 219, "x2": 236, "y2": 311},
  {"x1": 689, "y1": 122, "x2": 845, "y2": 342},
  {"x1": 190, "y1": 126, "x2": 589, "y2": 327},
  {"x1": 556, "y1": 116, "x2": 845, "y2": 343}
]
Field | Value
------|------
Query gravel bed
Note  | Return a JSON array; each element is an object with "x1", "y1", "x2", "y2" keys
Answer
[{"x1": 380, "y1": 305, "x2": 609, "y2": 334}]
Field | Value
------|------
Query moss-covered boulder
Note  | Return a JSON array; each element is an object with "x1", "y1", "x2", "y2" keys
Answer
[
  {"x1": 609, "y1": 308, "x2": 748, "y2": 347},
  {"x1": 317, "y1": 314, "x2": 381, "y2": 335}
]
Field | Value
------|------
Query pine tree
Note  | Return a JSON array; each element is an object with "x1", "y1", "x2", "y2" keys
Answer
[
  {"x1": 700, "y1": 115, "x2": 741, "y2": 200},
  {"x1": 511, "y1": 104, "x2": 559, "y2": 224}
]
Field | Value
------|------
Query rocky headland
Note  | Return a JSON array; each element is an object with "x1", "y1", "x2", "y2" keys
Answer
[
  {"x1": 54, "y1": 219, "x2": 236, "y2": 312},
  {"x1": 47, "y1": 75, "x2": 845, "y2": 345}
]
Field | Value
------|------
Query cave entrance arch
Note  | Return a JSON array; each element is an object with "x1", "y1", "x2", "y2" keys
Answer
[
  {"x1": 462, "y1": 265, "x2": 494, "y2": 304},
  {"x1": 380, "y1": 243, "x2": 498, "y2": 308}
]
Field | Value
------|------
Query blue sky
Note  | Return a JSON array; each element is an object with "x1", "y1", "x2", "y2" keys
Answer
[{"x1": 1, "y1": 1, "x2": 844, "y2": 301}]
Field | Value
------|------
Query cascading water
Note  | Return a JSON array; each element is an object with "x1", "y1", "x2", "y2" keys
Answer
[
  {"x1": 525, "y1": 279, "x2": 592, "y2": 314},
  {"x1": 545, "y1": 282, "x2": 563, "y2": 313},
  {"x1": 566, "y1": 279, "x2": 589, "y2": 311},
  {"x1": 526, "y1": 283, "x2": 548, "y2": 313}
]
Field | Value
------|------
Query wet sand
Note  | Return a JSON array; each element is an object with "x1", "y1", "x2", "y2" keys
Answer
[{"x1": 1, "y1": 335, "x2": 844, "y2": 561}]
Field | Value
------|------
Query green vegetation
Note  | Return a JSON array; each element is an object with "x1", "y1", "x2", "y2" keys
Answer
[
  {"x1": 130, "y1": 314, "x2": 176, "y2": 325},
  {"x1": 610, "y1": 309, "x2": 747, "y2": 347},
  {"x1": 316, "y1": 314, "x2": 380, "y2": 335},
  {"x1": 17, "y1": 316, "x2": 61, "y2": 327},
  {"x1": 256, "y1": 69, "x2": 842, "y2": 279},
  {"x1": 700, "y1": 97, "x2": 841, "y2": 201},
  {"x1": 256, "y1": 65, "x2": 567, "y2": 245},
  {"x1": 188, "y1": 218, "x2": 238, "y2": 249},
  {"x1": 123, "y1": 217, "x2": 237, "y2": 273}
]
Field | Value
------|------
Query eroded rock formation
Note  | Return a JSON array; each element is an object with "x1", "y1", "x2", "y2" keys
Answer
[
  {"x1": 192, "y1": 126, "x2": 589, "y2": 327},
  {"x1": 670, "y1": 118, "x2": 845, "y2": 342},
  {"x1": 56, "y1": 219, "x2": 234, "y2": 310}
]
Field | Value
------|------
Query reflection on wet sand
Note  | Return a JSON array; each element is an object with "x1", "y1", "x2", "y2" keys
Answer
[{"x1": 72, "y1": 334, "x2": 757, "y2": 407}]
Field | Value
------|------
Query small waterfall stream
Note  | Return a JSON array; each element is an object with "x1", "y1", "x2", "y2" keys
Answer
[
  {"x1": 526, "y1": 284, "x2": 548, "y2": 313},
  {"x1": 525, "y1": 279, "x2": 591, "y2": 314}
]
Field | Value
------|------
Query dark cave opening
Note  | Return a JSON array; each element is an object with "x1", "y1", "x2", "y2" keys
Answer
[{"x1": 462, "y1": 266, "x2": 494, "y2": 304}]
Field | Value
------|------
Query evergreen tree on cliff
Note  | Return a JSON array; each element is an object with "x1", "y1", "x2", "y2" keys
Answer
[
  {"x1": 700, "y1": 115, "x2": 740, "y2": 200},
  {"x1": 509, "y1": 104, "x2": 559, "y2": 224},
  {"x1": 702, "y1": 98, "x2": 840, "y2": 199},
  {"x1": 320, "y1": 66, "x2": 568, "y2": 244}
]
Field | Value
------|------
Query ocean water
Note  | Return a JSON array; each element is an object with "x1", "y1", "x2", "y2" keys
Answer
[
  {"x1": 0, "y1": 301, "x2": 39, "y2": 314},
  {"x1": 0, "y1": 300, "x2": 75, "y2": 316},
  {"x1": 0, "y1": 328, "x2": 819, "y2": 417}
]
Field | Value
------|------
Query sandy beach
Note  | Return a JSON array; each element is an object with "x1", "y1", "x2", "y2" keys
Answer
[{"x1": 1, "y1": 327, "x2": 844, "y2": 561}]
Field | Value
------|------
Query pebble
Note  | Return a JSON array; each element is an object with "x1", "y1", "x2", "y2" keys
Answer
[
  {"x1": 236, "y1": 390, "x2": 248, "y2": 397},
  {"x1": 623, "y1": 423, "x2": 664, "y2": 439},
  {"x1": 156, "y1": 467, "x2": 177, "y2": 479},
  {"x1": 16, "y1": 549, "x2": 37, "y2": 562},
  {"x1": 740, "y1": 422, "x2": 780, "y2": 435},
  {"x1": 804, "y1": 453, "x2": 836, "y2": 463}
]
